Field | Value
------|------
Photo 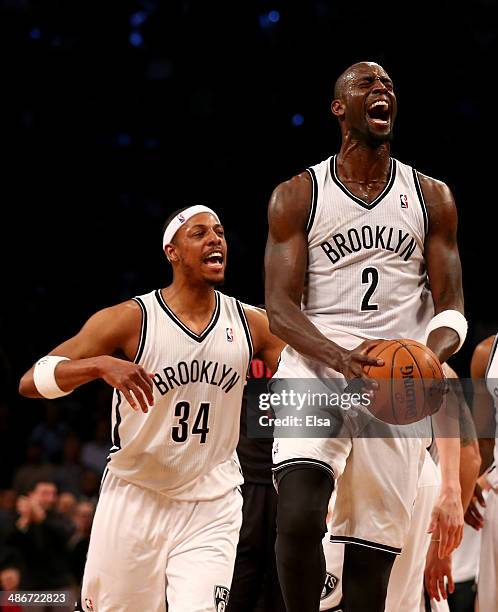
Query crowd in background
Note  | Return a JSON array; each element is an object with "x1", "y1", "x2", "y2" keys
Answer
[{"x1": 0, "y1": 367, "x2": 112, "y2": 605}]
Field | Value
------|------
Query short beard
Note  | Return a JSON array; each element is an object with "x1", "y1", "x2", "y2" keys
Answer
[
  {"x1": 206, "y1": 276, "x2": 224, "y2": 288},
  {"x1": 365, "y1": 128, "x2": 394, "y2": 147}
]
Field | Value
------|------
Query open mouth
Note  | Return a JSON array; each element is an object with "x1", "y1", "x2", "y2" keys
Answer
[
  {"x1": 203, "y1": 251, "x2": 224, "y2": 270},
  {"x1": 367, "y1": 100, "x2": 390, "y2": 128}
]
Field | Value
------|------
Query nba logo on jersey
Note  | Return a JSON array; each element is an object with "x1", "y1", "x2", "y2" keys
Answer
[
  {"x1": 226, "y1": 327, "x2": 234, "y2": 342},
  {"x1": 177, "y1": 213, "x2": 186, "y2": 223},
  {"x1": 400, "y1": 194, "x2": 409, "y2": 208},
  {"x1": 214, "y1": 585, "x2": 230, "y2": 611},
  {"x1": 84, "y1": 598, "x2": 94, "y2": 611}
]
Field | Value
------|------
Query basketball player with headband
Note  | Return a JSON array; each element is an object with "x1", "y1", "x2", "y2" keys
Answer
[{"x1": 19, "y1": 205, "x2": 285, "y2": 612}]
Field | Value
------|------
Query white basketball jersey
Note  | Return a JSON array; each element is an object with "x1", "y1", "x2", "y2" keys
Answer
[
  {"x1": 107, "y1": 289, "x2": 252, "y2": 501},
  {"x1": 302, "y1": 154, "x2": 434, "y2": 342},
  {"x1": 485, "y1": 335, "x2": 498, "y2": 487}
]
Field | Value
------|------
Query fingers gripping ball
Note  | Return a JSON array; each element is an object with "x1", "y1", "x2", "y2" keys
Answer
[{"x1": 363, "y1": 339, "x2": 445, "y2": 425}]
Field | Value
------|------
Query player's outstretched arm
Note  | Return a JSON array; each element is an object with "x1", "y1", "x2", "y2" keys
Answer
[
  {"x1": 264, "y1": 173, "x2": 382, "y2": 381},
  {"x1": 419, "y1": 175, "x2": 466, "y2": 556},
  {"x1": 18, "y1": 301, "x2": 154, "y2": 412},
  {"x1": 419, "y1": 173, "x2": 464, "y2": 364}
]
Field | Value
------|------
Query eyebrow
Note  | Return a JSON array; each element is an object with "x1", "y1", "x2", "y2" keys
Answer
[{"x1": 356, "y1": 73, "x2": 392, "y2": 82}]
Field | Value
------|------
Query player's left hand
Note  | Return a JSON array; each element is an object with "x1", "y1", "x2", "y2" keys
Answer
[
  {"x1": 427, "y1": 488, "x2": 464, "y2": 558},
  {"x1": 424, "y1": 542, "x2": 454, "y2": 601}
]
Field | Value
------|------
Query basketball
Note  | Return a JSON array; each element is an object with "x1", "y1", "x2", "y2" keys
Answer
[{"x1": 363, "y1": 339, "x2": 445, "y2": 425}]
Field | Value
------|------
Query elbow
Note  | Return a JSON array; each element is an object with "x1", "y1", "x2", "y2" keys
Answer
[
  {"x1": 266, "y1": 304, "x2": 284, "y2": 337},
  {"x1": 19, "y1": 373, "x2": 36, "y2": 398}
]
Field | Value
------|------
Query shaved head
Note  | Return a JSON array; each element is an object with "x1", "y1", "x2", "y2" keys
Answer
[{"x1": 333, "y1": 62, "x2": 386, "y2": 99}]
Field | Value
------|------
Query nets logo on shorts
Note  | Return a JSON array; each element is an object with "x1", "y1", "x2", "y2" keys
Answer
[
  {"x1": 321, "y1": 572, "x2": 339, "y2": 599},
  {"x1": 214, "y1": 585, "x2": 230, "y2": 611}
]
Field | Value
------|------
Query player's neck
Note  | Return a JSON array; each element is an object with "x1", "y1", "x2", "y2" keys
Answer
[
  {"x1": 161, "y1": 281, "x2": 216, "y2": 319},
  {"x1": 337, "y1": 140, "x2": 391, "y2": 183}
]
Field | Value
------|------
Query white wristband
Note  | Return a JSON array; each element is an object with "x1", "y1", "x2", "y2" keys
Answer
[
  {"x1": 424, "y1": 309, "x2": 467, "y2": 354},
  {"x1": 33, "y1": 356, "x2": 71, "y2": 399}
]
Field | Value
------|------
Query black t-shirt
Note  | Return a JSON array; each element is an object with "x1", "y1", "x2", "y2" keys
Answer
[{"x1": 237, "y1": 359, "x2": 274, "y2": 484}]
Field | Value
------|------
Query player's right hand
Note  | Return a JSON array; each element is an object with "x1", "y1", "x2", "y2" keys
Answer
[
  {"x1": 96, "y1": 356, "x2": 154, "y2": 413},
  {"x1": 337, "y1": 339, "x2": 385, "y2": 388}
]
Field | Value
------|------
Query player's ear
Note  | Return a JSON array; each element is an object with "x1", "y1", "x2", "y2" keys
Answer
[
  {"x1": 331, "y1": 98, "x2": 345, "y2": 119},
  {"x1": 164, "y1": 244, "x2": 178, "y2": 263}
]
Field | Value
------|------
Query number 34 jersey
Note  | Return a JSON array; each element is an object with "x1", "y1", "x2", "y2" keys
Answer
[
  {"x1": 302, "y1": 155, "x2": 434, "y2": 342},
  {"x1": 107, "y1": 289, "x2": 252, "y2": 501}
]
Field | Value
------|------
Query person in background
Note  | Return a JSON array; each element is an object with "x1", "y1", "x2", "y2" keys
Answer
[{"x1": 228, "y1": 351, "x2": 285, "y2": 612}]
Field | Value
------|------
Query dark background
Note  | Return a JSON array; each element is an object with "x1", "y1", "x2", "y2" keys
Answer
[{"x1": 1, "y1": 0, "x2": 497, "y2": 482}]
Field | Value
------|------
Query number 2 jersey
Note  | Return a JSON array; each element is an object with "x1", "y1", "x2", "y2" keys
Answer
[
  {"x1": 106, "y1": 289, "x2": 252, "y2": 501},
  {"x1": 300, "y1": 155, "x2": 434, "y2": 344}
]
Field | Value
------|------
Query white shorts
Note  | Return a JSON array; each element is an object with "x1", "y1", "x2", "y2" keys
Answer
[
  {"x1": 273, "y1": 344, "x2": 427, "y2": 552},
  {"x1": 320, "y1": 451, "x2": 440, "y2": 611},
  {"x1": 81, "y1": 470, "x2": 242, "y2": 612},
  {"x1": 385, "y1": 451, "x2": 442, "y2": 611},
  {"x1": 478, "y1": 489, "x2": 498, "y2": 611}
]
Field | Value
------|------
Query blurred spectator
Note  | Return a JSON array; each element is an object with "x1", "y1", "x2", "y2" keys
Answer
[
  {"x1": 30, "y1": 404, "x2": 69, "y2": 462},
  {"x1": 54, "y1": 434, "x2": 83, "y2": 496},
  {"x1": 0, "y1": 566, "x2": 22, "y2": 612},
  {"x1": 6, "y1": 481, "x2": 74, "y2": 594},
  {"x1": 68, "y1": 501, "x2": 95, "y2": 585},
  {"x1": 78, "y1": 470, "x2": 100, "y2": 503},
  {"x1": 12, "y1": 443, "x2": 55, "y2": 495},
  {"x1": 0, "y1": 403, "x2": 17, "y2": 490},
  {"x1": 81, "y1": 419, "x2": 110, "y2": 476},
  {"x1": 0, "y1": 491, "x2": 17, "y2": 540},
  {"x1": 56, "y1": 493, "x2": 77, "y2": 518}
]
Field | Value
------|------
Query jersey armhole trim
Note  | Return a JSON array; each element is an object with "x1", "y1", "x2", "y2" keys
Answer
[
  {"x1": 235, "y1": 301, "x2": 254, "y2": 376},
  {"x1": 305, "y1": 167, "x2": 318, "y2": 234},
  {"x1": 111, "y1": 390, "x2": 122, "y2": 451},
  {"x1": 131, "y1": 297, "x2": 147, "y2": 363},
  {"x1": 412, "y1": 169, "x2": 429, "y2": 235},
  {"x1": 485, "y1": 335, "x2": 498, "y2": 379}
]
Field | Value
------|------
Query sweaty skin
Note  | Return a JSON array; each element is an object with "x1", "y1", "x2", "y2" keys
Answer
[{"x1": 265, "y1": 62, "x2": 465, "y2": 558}]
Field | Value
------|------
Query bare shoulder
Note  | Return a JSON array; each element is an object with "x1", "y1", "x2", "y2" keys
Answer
[
  {"x1": 241, "y1": 303, "x2": 283, "y2": 344},
  {"x1": 241, "y1": 303, "x2": 268, "y2": 334},
  {"x1": 471, "y1": 335, "x2": 496, "y2": 378},
  {"x1": 417, "y1": 171, "x2": 455, "y2": 209},
  {"x1": 268, "y1": 171, "x2": 312, "y2": 226},
  {"x1": 80, "y1": 299, "x2": 142, "y2": 339},
  {"x1": 241, "y1": 303, "x2": 285, "y2": 367}
]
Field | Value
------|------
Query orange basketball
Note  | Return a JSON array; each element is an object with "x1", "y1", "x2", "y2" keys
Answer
[{"x1": 363, "y1": 339, "x2": 445, "y2": 425}]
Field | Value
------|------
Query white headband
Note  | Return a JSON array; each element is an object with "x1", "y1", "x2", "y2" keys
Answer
[{"x1": 162, "y1": 205, "x2": 221, "y2": 249}]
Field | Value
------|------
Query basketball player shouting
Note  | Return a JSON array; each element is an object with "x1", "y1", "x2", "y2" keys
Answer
[
  {"x1": 265, "y1": 61, "x2": 467, "y2": 611},
  {"x1": 19, "y1": 206, "x2": 284, "y2": 612}
]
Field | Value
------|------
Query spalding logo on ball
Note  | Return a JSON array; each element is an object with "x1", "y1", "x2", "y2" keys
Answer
[{"x1": 363, "y1": 339, "x2": 445, "y2": 425}]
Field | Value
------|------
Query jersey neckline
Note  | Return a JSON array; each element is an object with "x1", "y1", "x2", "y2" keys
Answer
[
  {"x1": 154, "y1": 289, "x2": 221, "y2": 343},
  {"x1": 330, "y1": 155, "x2": 397, "y2": 211}
]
